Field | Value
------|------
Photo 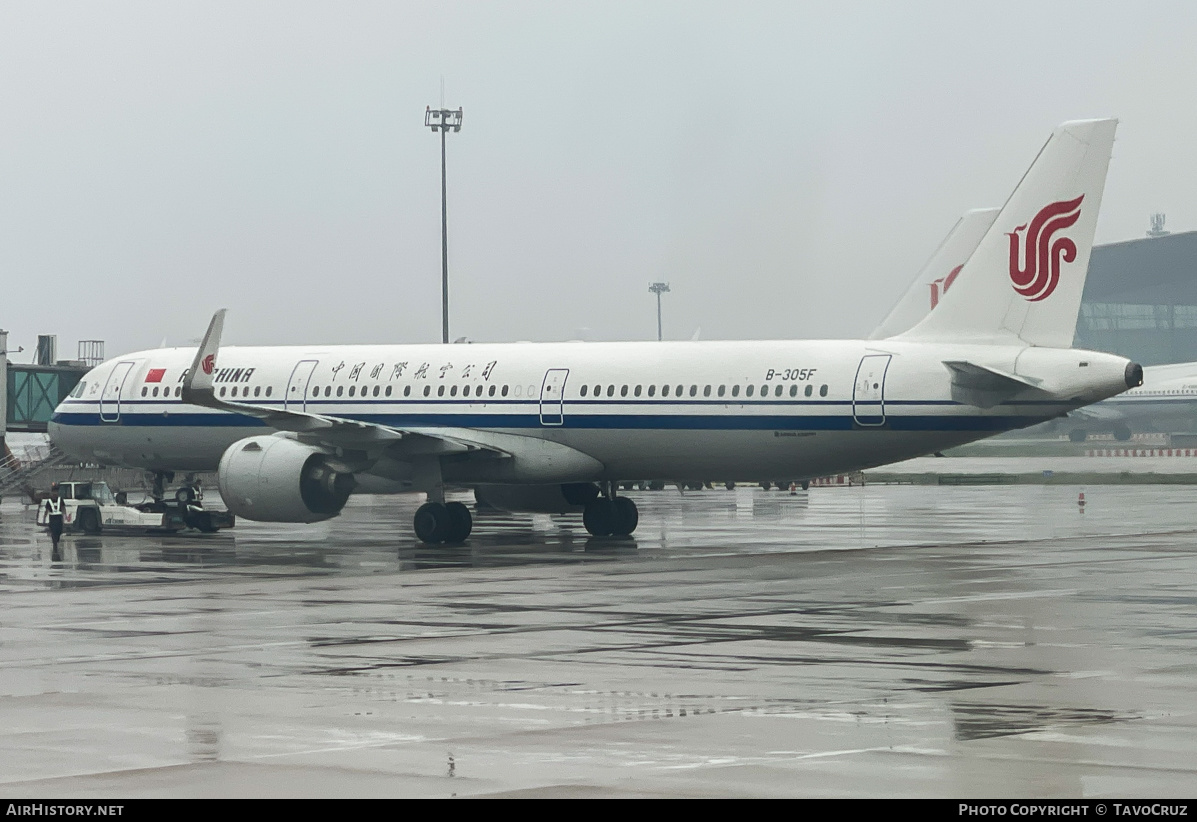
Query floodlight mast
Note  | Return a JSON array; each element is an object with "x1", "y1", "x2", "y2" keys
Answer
[
  {"x1": 649, "y1": 282, "x2": 671, "y2": 341},
  {"x1": 425, "y1": 106, "x2": 463, "y2": 344}
]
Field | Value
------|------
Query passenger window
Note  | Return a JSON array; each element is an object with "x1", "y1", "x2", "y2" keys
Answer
[
  {"x1": 265, "y1": 386, "x2": 272, "y2": 397},
  {"x1": 621, "y1": 385, "x2": 628, "y2": 397},
  {"x1": 775, "y1": 385, "x2": 783, "y2": 397},
  {"x1": 607, "y1": 385, "x2": 615, "y2": 397},
  {"x1": 675, "y1": 385, "x2": 683, "y2": 397},
  {"x1": 819, "y1": 384, "x2": 828, "y2": 397},
  {"x1": 311, "y1": 386, "x2": 319, "y2": 397},
  {"x1": 789, "y1": 385, "x2": 797, "y2": 397},
  {"x1": 385, "y1": 386, "x2": 392, "y2": 397},
  {"x1": 703, "y1": 385, "x2": 711, "y2": 397},
  {"x1": 488, "y1": 385, "x2": 495, "y2": 397},
  {"x1": 404, "y1": 386, "x2": 411, "y2": 397},
  {"x1": 501, "y1": 385, "x2": 509, "y2": 397},
  {"x1": 689, "y1": 385, "x2": 697, "y2": 397},
  {"x1": 732, "y1": 384, "x2": 740, "y2": 397},
  {"x1": 438, "y1": 386, "x2": 446, "y2": 397},
  {"x1": 718, "y1": 385, "x2": 725, "y2": 397},
  {"x1": 634, "y1": 385, "x2": 642, "y2": 397},
  {"x1": 424, "y1": 385, "x2": 431, "y2": 397},
  {"x1": 648, "y1": 385, "x2": 656, "y2": 397},
  {"x1": 760, "y1": 385, "x2": 768, "y2": 396},
  {"x1": 581, "y1": 385, "x2": 588, "y2": 397},
  {"x1": 219, "y1": 387, "x2": 226, "y2": 397},
  {"x1": 662, "y1": 385, "x2": 670, "y2": 397},
  {"x1": 450, "y1": 385, "x2": 458, "y2": 397},
  {"x1": 325, "y1": 386, "x2": 331, "y2": 397},
  {"x1": 175, "y1": 387, "x2": 181, "y2": 397},
  {"x1": 337, "y1": 386, "x2": 344, "y2": 397},
  {"x1": 232, "y1": 387, "x2": 240, "y2": 398},
  {"x1": 141, "y1": 387, "x2": 147, "y2": 397},
  {"x1": 348, "y1": 386, "x2": 356, "y2": 397},
  {"x1": 746, "y1": 385, "x2": 754, "y2": 397},
  {"x1": 593, "y1": 384, "x2": 600, "y2": 396},
  {"x1": 152, "y1": 387, "x2": 159, "y2": 397},
  {"x1": 373, "y1": 386, "x2": 380, "y2": 397}
]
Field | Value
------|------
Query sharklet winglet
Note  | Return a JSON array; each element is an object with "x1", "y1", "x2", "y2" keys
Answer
[{"x1": 181, "y1": 309, "x2": 227, "y2": 406}]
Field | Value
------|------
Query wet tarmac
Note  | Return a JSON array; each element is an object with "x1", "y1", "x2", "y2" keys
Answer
[{"x1": 2, "y1": 482, "x2": 1197, "y2": 797}]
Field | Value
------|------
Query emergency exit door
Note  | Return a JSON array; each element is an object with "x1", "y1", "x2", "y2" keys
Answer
[
  {"x1": 539, "y1": 369, "x2": 569, "y2": 426},
  {"x1": 852, "y1": 354, "x2": 892, "y2": 426}
]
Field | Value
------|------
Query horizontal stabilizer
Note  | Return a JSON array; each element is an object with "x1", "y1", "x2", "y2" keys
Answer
[{"x1": 943, "y1": 360, "x2": 1047, "y2": 408}]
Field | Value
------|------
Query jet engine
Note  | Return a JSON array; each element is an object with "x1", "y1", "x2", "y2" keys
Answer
[
  {"x1": 218, "y1": 435, "x2": 355, "y2": 523},
  {"x1": 474, "y1": 482, "x2": 599, "y2": 514}
]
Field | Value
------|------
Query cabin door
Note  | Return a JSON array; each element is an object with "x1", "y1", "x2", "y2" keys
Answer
[
  {"x1": 539, "y1": 369, "x2": 569, "y2": 426},
  {"x1": 852, "y1": 354, "x2": 892, "y2": 427},
  {"x1": 285, "y1": 360, "x2": 319, "y2": 411},
  {"x1": 99, "y1": 361, "x2": 136, "y2": 423}
]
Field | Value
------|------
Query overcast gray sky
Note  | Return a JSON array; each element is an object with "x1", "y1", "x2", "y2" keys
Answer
[{"x1": 3, "y1": 1, "x2": 1197, "y2": 357}]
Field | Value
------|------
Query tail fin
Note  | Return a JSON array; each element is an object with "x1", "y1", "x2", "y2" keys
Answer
[
  {"x1": 897, "y1": 119, "x2": 1117, "y2": 348},
  {"x1": 869, "y1": 207, "x2": 999, "y2": 339}
]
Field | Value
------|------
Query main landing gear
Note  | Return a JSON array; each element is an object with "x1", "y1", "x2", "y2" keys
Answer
[
  {"x1": 414, "y1": 500, "x2": 473, "y2": 544},
  {"x1": 411, "y1": 480, "x2": 639, "y2": 544},
  {"x1": 582, "y1": 483, "x2": 639, "y2": 537}
]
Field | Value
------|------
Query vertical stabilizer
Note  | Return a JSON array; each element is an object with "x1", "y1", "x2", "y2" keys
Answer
[
  {"x1": 870, "y1": 207, "x2": 999, "y2": 339},
  {"x1": 897, "y1": 119, "x2": 1117, "y2": 348}
]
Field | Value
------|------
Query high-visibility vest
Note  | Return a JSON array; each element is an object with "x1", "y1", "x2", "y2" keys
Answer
[{"x1": 45, "y1": 497, "x2": 63, "y2": 516}]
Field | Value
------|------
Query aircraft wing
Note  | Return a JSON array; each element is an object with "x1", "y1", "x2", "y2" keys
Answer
[
  {"x1": 178, "y1": 311, "x2": 605, "y2": 484},
  {"x1": 179, "y1": 310, "x2": 509, "y2": 459}
]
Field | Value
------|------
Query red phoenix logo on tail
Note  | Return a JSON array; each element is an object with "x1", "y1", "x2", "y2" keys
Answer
[
  {"x1": 1008, "y1": 195, "x2": 1084, "y2": 302},
  {"x1": 201, "y1": 354, "x2": 215, "y2": 375}
]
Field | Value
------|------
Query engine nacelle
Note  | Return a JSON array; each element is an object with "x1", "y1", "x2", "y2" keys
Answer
[
  {"x1": 218, "y1": 435, "x2": 355, "y2": 523},
  {"x1": 474, "y1": 483, "x2": 599, "y2": 514}
]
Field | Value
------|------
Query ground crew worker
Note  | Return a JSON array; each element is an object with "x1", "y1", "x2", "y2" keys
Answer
[{"x1": 43, "y1": 482, "x2": 65, "y2": 552}]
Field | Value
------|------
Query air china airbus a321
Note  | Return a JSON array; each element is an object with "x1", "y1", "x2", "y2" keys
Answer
[{"x1": 50, "y1": 119, "x2": 1142, "y2": 543}]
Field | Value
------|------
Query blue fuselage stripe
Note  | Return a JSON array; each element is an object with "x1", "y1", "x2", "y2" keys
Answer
[{"x1": 51, "y1": 408, "x2": 1046, "y2": 432}]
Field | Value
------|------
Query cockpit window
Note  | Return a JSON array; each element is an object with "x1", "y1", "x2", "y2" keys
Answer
[{"x1": 70, "y1": 381, "x2": 87, "y2": 398}]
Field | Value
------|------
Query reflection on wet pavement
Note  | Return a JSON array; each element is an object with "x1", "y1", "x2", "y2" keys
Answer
[{"x1": 2, "y1": 484, "x2": 1197, "y2": 797}]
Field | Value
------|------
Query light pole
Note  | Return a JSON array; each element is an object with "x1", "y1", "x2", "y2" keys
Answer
[
  {"x1": 648, "y1": 282, "x2": 670, "y2": 341},
  {"x1": 425, "y1": 106, "x2": 463, "y2": 344}
]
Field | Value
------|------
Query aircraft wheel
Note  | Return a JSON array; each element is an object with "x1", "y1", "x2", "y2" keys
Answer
[
  {"x1": 612, "y1": 497, "x2": 638, "y2": 536},
  {"x1": 1113, "y1": 424, "x2": 1133, "y2": 442},
  {"x1": 444, "y1": 501, "x2": 473, "y2": 543},
  {"x1": 175, "y1": 485, "x2": 196, "y2": 504},
  {"x1": 801, "y1": 480, "x2": 810, "y2": 491},
  {"x1": 760, "y1": 481, "x2": 771, "y2": 491},
  {"x1": 414, "y1": 502, "x2": 450, "y2": 544},
  {"x1": 583, "y1": 498, "x2": 615, "y2": 537}
]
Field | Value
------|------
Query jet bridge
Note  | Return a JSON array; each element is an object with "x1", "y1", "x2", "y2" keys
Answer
[{"x1": 1, "y1": 330, "x2": 91, "y2": 438}]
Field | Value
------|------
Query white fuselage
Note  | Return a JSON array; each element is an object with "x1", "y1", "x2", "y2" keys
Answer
[{"x1": 50, "y1": 338, "x2": 1133, "y2": 484}]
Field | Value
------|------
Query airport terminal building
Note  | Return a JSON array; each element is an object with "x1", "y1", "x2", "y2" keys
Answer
[{"x1": 1078, "y1": 229, "x2": 1197, "y2": 366}]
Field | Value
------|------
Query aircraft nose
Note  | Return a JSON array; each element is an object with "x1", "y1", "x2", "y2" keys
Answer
[{"x1": 1125, "y1": 362, "x2": 1144, "y2": 389}]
